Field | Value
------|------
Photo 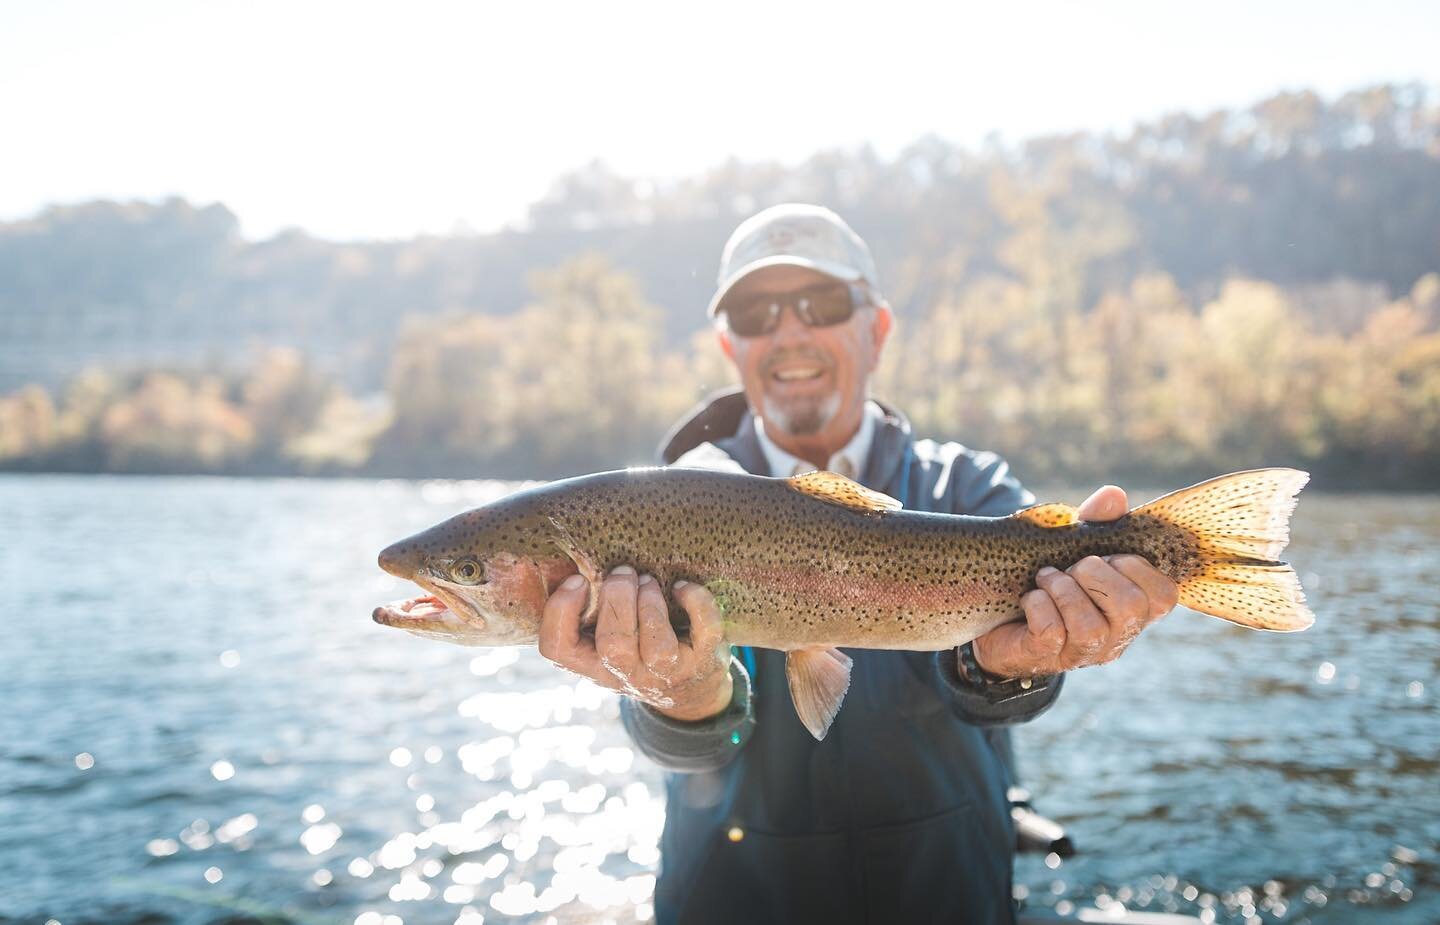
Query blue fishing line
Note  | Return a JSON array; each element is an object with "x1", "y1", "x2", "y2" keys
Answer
[{"x1": 738, "y1": 642, "x2": 756, "y2": 679}]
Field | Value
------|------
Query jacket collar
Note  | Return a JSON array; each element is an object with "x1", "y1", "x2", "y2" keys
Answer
[{"x1": 657, "y1": 387, "x2": 914, "y2": 491}]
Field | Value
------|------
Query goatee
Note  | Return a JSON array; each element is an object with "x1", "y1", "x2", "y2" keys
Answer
[{"x1": 764, "y1": 393, "x2": 841, "y2": 437}]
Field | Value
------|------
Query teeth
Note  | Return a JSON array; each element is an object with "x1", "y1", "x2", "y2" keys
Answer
[{"x1": 774, "y1": 367, "x2": 822, "y2": 381}]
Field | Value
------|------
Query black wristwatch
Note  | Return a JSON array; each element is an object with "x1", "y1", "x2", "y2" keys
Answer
[
  {"x1": 956, "y1": 641, "x2": 1047, "y2": 695},
  {"x1": 955, "y1": 641, "x2": 1004, "y2": 689}
]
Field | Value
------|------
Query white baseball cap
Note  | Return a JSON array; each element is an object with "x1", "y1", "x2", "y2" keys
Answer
[{"x1": 707, "y1": 203, "x2": 881, "y2": 318}]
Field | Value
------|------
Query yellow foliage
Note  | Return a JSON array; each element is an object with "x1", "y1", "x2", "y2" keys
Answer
[
  {"x1": 284, "y1": 394, "x2": 391, "y2": 470},
  {"x1": 381, "y1": 257, "x2": 715, "y2": 475},
  {"x1": 3, "y1": 252, "x2": 1438, "y2": 483},
  {"x1": 241, "y1": 347, "x2": 334, "y2": 448},
  {"x1": 98, "y1": 373, "x2": 255, "y2": 470},
  {"x1": 0, "y1": 386, "x2": 56, "y2": 459}
]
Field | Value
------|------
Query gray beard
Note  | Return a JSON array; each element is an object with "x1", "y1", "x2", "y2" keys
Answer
[{"x1": 763, "y1": 392, "x2": 842, "y2": 437}]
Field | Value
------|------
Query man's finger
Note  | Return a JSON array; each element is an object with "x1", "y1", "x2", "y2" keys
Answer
[
  {"x1": 1076, "y1": 485, "x2": 1128, "y2": 522},
  {"x1": 1067, "y1": 555, "x2": 1149, "y2": 642},
  {"x1": 1065, "y1": 557, "x2": 1145, "y2": 662},
  {"x1": 595, "y1": 566, "x2": 643, "y2": 681},
  {"x1": 538, "y1": 574, "x2": 617, "y2": 687},
  {"x1": 1036, "y1": 566, "x2": 1110, "y2": 666},
  {"x1": 1106, "y1": 554, "x2": 1180, "y2": 620},
  {"x1": 970, "y1": 622, "x2": 1027, "y2": 678},
  {"x1": 674, "y1": 580, "x2": 727, "y2": 659},
  {"x1": 636, "y1": 574, "x2": 682, "y2": 681},
  {"x1": 1017, "y1": 588, "x2": 1068, "y2": 668},
  {"x1": 973, "y1": 589, "x2": 1066, "y2": 678}
]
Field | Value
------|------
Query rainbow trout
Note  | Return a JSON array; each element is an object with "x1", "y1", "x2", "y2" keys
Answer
[{"x1": 374, "y1": 467, "x2": 1312, "y2": 738}]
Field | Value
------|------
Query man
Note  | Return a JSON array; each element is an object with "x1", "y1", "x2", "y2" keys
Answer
[{"x1": 538, "y1": 204, "x2": 1179, "y2": 923}]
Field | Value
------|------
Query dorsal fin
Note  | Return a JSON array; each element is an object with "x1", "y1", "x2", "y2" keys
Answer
[
  {"x1": 784, "y1": 470, "x2": 901, "y2": 514},
  {"x1": 1012, "y1": 502, "x2": 1080, "y2": 528}
]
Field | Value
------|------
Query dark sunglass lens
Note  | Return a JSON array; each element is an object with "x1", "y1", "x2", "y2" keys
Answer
[
  {"x1": 724, "y1": 297, "x2": 776, "y2": 337},
  {"x1": 803, "y1": 284, "x2": 856, "y2": 326}
]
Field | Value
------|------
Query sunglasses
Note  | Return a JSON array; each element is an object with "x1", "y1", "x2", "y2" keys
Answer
[{"x1": 718, "y1": 280, "x2": 871, "y2": 337}]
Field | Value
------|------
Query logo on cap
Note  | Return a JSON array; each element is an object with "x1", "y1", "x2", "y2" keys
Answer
[
  {"x1": 707, "y1": 203, "x2": 882, "y2": 318},
  {"x1": 768, "y1": 227, "x2": 797, "y2": 250}
]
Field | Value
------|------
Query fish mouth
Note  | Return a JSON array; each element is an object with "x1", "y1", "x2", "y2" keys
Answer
[
  {"x1": 373, "y1": 593, "x2": 450, "y2": 626},
  {"x1": 372, "y1": 580, "x2": 490, "y2": 643}
]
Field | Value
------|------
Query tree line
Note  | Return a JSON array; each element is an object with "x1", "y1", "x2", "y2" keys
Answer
[
  {"x1": 2, "y1": 83, "x2": 1438, "y2": 484},
  {"x1": 2, "y1": 83, "x2": 1437, "y2": 397},
  {"x1": 3, "y1": 256, "x2": 1437, "y2": 487}
]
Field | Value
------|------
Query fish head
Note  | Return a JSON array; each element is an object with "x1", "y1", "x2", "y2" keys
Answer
[{"x1": 372, "y1": 504, "x2": 573, "y2": 647}]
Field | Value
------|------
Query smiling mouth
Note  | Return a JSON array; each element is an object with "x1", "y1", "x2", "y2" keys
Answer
[{"x1": 770, "y1": 362, "x2": 829, "y2": 385}]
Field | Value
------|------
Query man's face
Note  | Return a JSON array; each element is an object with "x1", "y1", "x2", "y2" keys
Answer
[{"x1": 716, "y1": 265, "x2": 892, "y2": 449}]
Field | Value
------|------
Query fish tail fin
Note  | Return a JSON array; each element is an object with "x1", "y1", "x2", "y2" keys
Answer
[{"x1": 1134, "y1": 468, "x2": 1314, "y2": 632}]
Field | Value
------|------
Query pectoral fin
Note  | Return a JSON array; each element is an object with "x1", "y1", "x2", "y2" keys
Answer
[{"x1": 785, "y1": 647, "x2": 853, "y2": 740}]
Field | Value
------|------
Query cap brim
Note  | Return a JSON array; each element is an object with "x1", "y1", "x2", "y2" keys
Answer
[{"x1": 707, "y1": 256, "x2": 863, "y2": 317}]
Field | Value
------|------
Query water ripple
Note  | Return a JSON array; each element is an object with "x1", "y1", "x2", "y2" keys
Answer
[{"x1": 2, "y1": 475, "x2": 1436, "y2": 923}]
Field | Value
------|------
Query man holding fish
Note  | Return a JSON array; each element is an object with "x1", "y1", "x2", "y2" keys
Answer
[
  {"x1": 539, "y1": 205, "x2": 1180, "y2": 922},
  {"x1": 374, "y1": 204, "x2": 1311, "y2": 922}
]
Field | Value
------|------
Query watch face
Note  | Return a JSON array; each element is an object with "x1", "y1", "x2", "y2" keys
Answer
[{"x1": 956, "y1": 642, "x2": 987, "y2": 687}]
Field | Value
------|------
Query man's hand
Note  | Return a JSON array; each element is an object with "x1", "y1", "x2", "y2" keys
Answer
[
  {"x1": 538, "y1": 566, "x2": 734, "y2": 722},
  {"x1": 971, "y1": 485, "x2": 1180, "y2": 679}
]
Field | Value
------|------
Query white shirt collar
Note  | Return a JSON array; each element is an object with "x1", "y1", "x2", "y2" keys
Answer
[{"x1": 755, "y1": 401, "x2": 881, "y2": 480}]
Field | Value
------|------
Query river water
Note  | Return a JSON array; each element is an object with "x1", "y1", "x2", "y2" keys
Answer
[{"x1": 1, "y1": 475, "x2": 1435, "y2": 924}]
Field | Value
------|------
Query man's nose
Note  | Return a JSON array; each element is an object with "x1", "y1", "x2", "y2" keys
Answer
[{"x1": 768, "y1": 302, "x2": 813, "y2": 344}]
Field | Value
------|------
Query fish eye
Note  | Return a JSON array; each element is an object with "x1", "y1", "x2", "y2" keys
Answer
[{"x1": 448, "y1": 558, "x2": 486, "y2": 585}]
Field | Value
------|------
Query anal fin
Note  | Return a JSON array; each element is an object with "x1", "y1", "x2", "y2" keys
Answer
[{"x1": 785, "y1": 647, "x2": 853, "y2": 740}]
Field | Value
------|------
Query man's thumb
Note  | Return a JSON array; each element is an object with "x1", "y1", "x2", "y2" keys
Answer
[{"x1": 1076, "y1": 484, "x2": 1128, "y2": 522}]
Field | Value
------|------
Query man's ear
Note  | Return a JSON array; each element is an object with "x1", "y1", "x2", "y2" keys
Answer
[
  {"x1": 717, "y1": 327, "x2": 736, "y2": 362},
  {"x1": 870, "y1": 304, "x2": 894, "y2": 355}
]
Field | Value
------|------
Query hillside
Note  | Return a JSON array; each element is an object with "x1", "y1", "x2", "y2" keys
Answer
[{"x1": 2, "y1": 84, "x2": 1436, "y2": 396}]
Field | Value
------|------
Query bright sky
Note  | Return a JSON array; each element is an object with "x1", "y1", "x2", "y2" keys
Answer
[{"x1": 2, "y1": 0, "x2": 1437, "y2": 240}]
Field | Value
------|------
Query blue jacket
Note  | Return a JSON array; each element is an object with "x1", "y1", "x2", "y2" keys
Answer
[{"x1": 622, "y1": 389, "x2": 1063, "y2": 925}]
